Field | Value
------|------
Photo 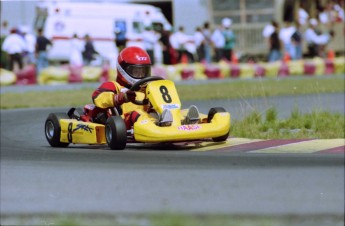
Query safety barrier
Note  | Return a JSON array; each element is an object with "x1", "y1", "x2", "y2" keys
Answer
[{"x1": 0, "y1": 57, "x2": 344, "y2": 86}]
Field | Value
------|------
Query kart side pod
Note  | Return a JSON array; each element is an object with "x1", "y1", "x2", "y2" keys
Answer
[{"x1": 59, "y1": 119, "x2": 107, "y2": 144}]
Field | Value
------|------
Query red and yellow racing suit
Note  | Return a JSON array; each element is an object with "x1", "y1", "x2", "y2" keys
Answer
[{"x1": 92, "y1": 81, "x2": 146, "y2": 129}]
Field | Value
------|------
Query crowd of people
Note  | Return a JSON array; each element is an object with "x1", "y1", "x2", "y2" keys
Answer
[
  {"x1": 112, "y1": 18, "x2": 236, "y2": 66},
  {"x1": 263, "y1": 0, "x2": 344, "y2": 62},
  {"x1": 1, "y1": 24, "x2": 100, "y2": 75},
  {"x1": 1, "y1": 18, "x2": 237, "y2": 74},
  {"x1": 1, "y1": 0, "x2": 344, "y2": 75},
  {"x1": 164, "y1": 18, "x2": 236, "y2": 65},
  {"x1": 1, "y1": 25, "x2": 54, "y2": 74}
]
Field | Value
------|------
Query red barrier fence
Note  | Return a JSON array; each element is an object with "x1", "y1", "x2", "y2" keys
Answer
[{"x1": 1, "y1": 57, "x2": 344, "y2": 86}]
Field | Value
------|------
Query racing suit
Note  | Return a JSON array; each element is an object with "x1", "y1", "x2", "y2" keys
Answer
[{"x1": 92, "y1": 81, "x2": 145, "y2": 129}]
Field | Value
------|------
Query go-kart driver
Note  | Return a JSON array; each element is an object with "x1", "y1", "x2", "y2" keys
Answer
[{"x1": 91, "y1": 46, "x2": 199, "y2": 129}]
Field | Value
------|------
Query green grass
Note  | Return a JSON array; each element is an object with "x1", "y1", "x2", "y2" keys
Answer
[
  {"x1": 0, "y1": 76, "x2": 344, "y2": 109},
  {"x1": 178, "y1": 76, "x2": 344, "y2": 100},
  {"x1": 0, "y1": 88, "x2": 92, "y2": 109},
  {"x1": 231, "y1": 107, "x2": 345, "y2": 139},
  {"x1": 1, "y1": 76, "x2": 344, "y2": 138},
  {"x1": 2, "y1": 213, "x2": 343, "y2": 226}
]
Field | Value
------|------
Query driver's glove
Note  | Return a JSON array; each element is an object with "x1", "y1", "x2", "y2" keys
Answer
[{"x1": 114, "y1": 90, "x2": 136, "y2": 105}]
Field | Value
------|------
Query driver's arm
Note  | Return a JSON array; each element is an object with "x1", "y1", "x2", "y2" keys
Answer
[
  {"x1": 92, "y1": 81, "x2": 117, "y2": 109},
  {"x1": 92, "y1": 81, "x2": 136, "y2": 108}
]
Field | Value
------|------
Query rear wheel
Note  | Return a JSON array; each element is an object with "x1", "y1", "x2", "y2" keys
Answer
[
  {"x1": 207, "y1": 107, "x2": 230, "y2": 142},
  {"x1": 105, "y1": 116, "x2": 127, "y2": 150},
  {"x1": 45, "y1": 113, "x2": 70, "y2": 147}
]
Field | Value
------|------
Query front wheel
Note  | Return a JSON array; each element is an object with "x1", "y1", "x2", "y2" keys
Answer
[
  {"x1": 105, "y1": 116, "x2": 127, "y2": 150},
  {"x1": 207, "y1": 107, "x2": 230, "y2": 142},
  {"x1": 45, "y1": 113, "x2": 70, "y2": 147}
]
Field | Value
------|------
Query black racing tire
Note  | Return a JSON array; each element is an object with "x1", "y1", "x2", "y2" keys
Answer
[
  {"x1": 105, "y1": 116, "x2": 127, "y2": 150},
  {"x1": 207, "y1": 107, "x2": 230, "y2": 142},
  {"x1": 45, "y1": 113, "x2": 70, "y2": 147}
]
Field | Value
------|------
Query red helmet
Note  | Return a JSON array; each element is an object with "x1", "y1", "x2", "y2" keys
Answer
[{"x1": 116, "y1": 46, "x2": 151, "y2": 88}]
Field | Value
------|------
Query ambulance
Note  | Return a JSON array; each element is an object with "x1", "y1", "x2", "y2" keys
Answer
[{"x1": 34, "y1": 1, "x2": 172, "y2": 64}]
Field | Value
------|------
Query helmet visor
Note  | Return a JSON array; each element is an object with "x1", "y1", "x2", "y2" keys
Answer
[{"x1": 125, "y1": 65, "x2": 151, "y2": 79}]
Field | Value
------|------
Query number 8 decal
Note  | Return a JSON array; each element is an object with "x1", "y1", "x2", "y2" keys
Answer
[
  {"x1": 68, "y1": 122, "x2": 73, "y2": 143},
  {"x1": 159, "y1": 85, "x2": 172, "y2": 103}
]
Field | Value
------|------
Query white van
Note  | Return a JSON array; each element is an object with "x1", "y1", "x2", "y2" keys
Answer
[{"x1": 34, "y1": 1, "x2": 172, "y2": 64}]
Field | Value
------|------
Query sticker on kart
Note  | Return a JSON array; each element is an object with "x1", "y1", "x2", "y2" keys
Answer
[{"x1": 178, "y1": 125, "x2": 201, "y2": 131}]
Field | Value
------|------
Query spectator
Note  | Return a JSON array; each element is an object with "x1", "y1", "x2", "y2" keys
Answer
[
  {"x1": 290, "y1": 22, "x2": 303, "y2": 60},
  {"x1": 298, "y1": 3, "x2": 309, "y2": 26},
  {"x1": 268, "y1": 21, "x2": 282, "y2": 62},
  {"x1": 184, "y1": 38, "x2": 196, "y2": 63},
  {"x1": 262, "y1": 20, "x2": 276, "y2": 58},
  {"x1": 142, "y1": 26, "x2": 160, "y2": 65},
  {"x1": 193, "y1": 27, "x2": 204, "y2": 62},
  {"x1": 202, "y1": 22, "x2": 213, "y2": 64},
  {"x1": 20, "y1": 26, "x2": 36, "y2": 65},
  {"x1": 318, "y1": 5, "x2": 332, "y2": 24},
  {"x1": 333, "y1": 0, "x2": 345, "y2": 22},
  {"x1": 320, "y1": 1, "x2": 343, "y2": 24},
  {"x1": 159, "y1": 29, "x2": 172, "y2": 65},
  {"x1": 82, "y1": 34, "x2": 98, "y2": 66},
  {"x1": 36, "y1": 28, "x2": 52, "y2": 75},
  {"x1": 174, "y1": 26, "x2": 194, "y2": 63},
  {"x1": 69, "y1": 33, "x2": 84, "y2": 67},
  {"x1": 283, "y1": 0, "x2": 295, "y2": 23},
  {"x1": 114, "y1": 21, "x2": 127, "y2": 52},
  {"x1": 1, "y1": 20, "x2": 10, "y2": 69},
  {"x1": 1, "y1": 20, "x2": 9, "y2": 38},
  {"x1": 169, "y1": 28, "x2": 179, "y2": 64},
  {"x1": 211, "y1": 25, "x2": 225, "y2": 62},
  {"x1": 221, "y1": 17, "x2": 236, "y2": 62},
  {"x1": 1, "y1": 27, "x2": 26, "y2": 71},
  {"x1": 279, "y1": 22, "x2": 296, "y2": 60},
  {"x1": 262, "y1": 21, "x2": 275, "y2": 39},
  {"x1": 304, "y1": 18, "x2": 333, "y2": 58}
]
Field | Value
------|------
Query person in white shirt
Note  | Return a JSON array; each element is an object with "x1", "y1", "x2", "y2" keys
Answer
[
  {"x1": 211, "y1": 25, "x2": 225, "y2": 62},
  {"x1": 262, "y1": 20, "x2": 276, "y2": 58},
  {"x1": 333, "y1": 1, "x2": 345, "y2": 22},
  {"x1": 319, "y1": 2, "x2": 340, "y2": 24},
  {"x1": 142, "y1": 26, "x2": 160, "y2": 65},
  {"x1": 318, "y1": 6, "x2": 331, "y2": 24},
  {"x1": 304, "y1": 18, "x2": 333, "y2": 57},
  {"x1": 1, "y1": 27, "x2": 26, "y2": 71},
  {"x1": 279, "y1": 22, "x2": 296, "y2": 59},
  {"x1": 173, "y1": 26, "x2": 195, "y2": 63},
  {"x1": 20, "y1": 26, "x2": 36, "y2": 65},
  {"x1": 69, "y1": 33, "x2": 84, "y2": 67},
  {"x1": 262, "y1": 21, "x2": 275, "y2": 39},
  {"x1": 298, "y1": 3, "x2": 309, "y2": 25}
]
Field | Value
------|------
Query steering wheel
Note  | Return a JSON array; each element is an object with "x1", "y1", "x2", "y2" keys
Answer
[{"x1": 130, "y1": 76, "x2": 164, "y2": 105}]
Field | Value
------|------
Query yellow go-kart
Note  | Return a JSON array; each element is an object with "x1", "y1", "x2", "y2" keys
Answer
[{"x1": 45, "y1": 76, "x2": 231, "y2": 150}]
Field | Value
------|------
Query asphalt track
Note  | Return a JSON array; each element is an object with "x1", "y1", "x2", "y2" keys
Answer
[{"x1": 0, "y1": 94, "x2": 344, "y2": 224}]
